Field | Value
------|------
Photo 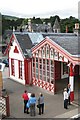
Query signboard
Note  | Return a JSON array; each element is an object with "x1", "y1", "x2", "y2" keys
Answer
[
  {"x1": 0, "y1": 63, "x2": 5, "y2": 72},
  {"x1": 0, "y1": 63, "x2": 5, "y2": 89}
]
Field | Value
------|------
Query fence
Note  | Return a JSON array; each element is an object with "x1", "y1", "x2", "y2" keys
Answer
[{"x1": 0, "y1": 90, "x2": 10, "y2": 118}]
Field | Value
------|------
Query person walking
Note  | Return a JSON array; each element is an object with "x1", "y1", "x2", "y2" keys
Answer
[
  {"x1": 38, "y1": 93, "x2": 44, "y2": 115},
  {"x1": 67, "y1": 84, "x2": 71, "y2": 105},
  {"x1": 22, "y1": 90, "x2": 29, "y2": 114},
  {"x1": 63, "y1": 88, "x2": 68, "y2": 109},
  {"x1": 28, "y1": 93, "x2": 36, "y2": 116}
]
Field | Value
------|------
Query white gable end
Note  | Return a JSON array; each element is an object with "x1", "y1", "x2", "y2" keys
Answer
[
  {"x1": 9, "y1": 39, "x2": 24, "y2": 61},
  {"x1": 32, "y1": 40, "x2": 68, "y2": 63}
]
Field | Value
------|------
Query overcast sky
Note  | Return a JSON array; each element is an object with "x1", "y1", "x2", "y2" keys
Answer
[{"x1": 0, "y1": 0, "x2": 80, "y2": 18}]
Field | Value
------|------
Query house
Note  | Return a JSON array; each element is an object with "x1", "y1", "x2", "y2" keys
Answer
[
  {"x1": 53, "y1": 18, "x2": 60, "y2": 33},
  {"x1": 22, "y1": 19, "x2": 52, "y2": 33},
  {"x1": 32, "y1": 33, "x2": 80, "y2": 101},
  {"x1": 5, "y1": 30, "x2": 80, "y2": 102},
  {"x1": 5, "y1": 32, "x2": 43, "y2": 85}
]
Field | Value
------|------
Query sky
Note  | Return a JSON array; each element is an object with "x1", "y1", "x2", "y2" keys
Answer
[{"x1": 0, "y1": 0, "x2": 80, "y2": 19}]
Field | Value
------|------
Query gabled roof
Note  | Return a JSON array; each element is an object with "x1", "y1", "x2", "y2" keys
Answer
[
  {"x1": 42, "y1": 33, "x2": 79, "y2": 56},
  {"x1": 49, "y1": 35, "x2": 80, "y2": 56},
  {"x1": 5, "y1": 31, "x2": 80, "y2": 64},
  {"x1": 15, "y1": 33, "x2": 32, "y2": 49},
  {"x1": 32, "y1": 33, "x2": 80, "y2": 65},
  {"x1": 13, "y1": 32, "x2": 44, "y2": 58}
]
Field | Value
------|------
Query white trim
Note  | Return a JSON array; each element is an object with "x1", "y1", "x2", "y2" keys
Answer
[
  {"x1": 9, "y1": 76, "x2": 25, "y2": 85},
  {"x1": 69, "y1": 76, "x2": 74, "y2": 91},
  {"x1": 32, "y1": 38, "x2": 80, "y2": 65},
  {"x1": 13, "y1": 33, "x2": 24, "y2": 59}
]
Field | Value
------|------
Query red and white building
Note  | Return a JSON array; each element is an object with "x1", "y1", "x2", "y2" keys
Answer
[{"x1": 5, "y1": 32, "x2": 80, "y2": 101}]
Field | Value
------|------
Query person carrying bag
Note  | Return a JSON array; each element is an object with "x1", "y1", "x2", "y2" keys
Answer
[{"x1": 37, "y1": 93, "x2": 44, "y2": 115}]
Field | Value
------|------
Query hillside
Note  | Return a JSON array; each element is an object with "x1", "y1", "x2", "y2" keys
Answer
[{"x1": 2, "y1": 14, "x2": 19, "y2": 20}]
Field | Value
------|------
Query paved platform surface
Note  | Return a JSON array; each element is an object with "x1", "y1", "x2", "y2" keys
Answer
[{"x1": 3, "y1": 77, "x2": 79, "y2": 119}]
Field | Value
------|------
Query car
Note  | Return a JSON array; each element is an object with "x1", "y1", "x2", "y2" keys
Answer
[
  {"x1": 2, "y1": 59, "x2": 9, "y2": 67},
  {"x1": 0, "y1": 59, "x2": 2, "y2": 63}
]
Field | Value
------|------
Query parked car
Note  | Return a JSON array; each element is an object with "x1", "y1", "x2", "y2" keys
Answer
[
  {"x1": 0, "y1": 59, "x2": 2, "y2": 63},
  {"x1": 2, "y1": 59, "x2": 9, "y2": 67}
]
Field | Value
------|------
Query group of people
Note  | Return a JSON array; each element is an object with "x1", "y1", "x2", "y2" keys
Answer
[
  {"x1": 63, "y1": 84, "x2": 71, "y2": 109},
  {"x1": 22, "y1": 84, "x2": 71, "y2": 116},
  {"x1": 22, "y1": 90, "x2": 44, "y2": 116}
]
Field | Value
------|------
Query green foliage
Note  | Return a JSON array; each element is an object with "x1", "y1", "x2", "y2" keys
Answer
[
  {"x1": 2, "y1": 15, "x2": 24, "y2": 34},
  {"x1": 2, "y1": 14, "x2": 80, "y2": 34},
  {"x1": 2, "y1": 15, "x2": 18, "y2": 20},
  {"x1": 60, "y1": 16, "x2": 80, "y2": 33},
  {"x1": 31, "y1": 17, "x2": 43, "y2": 24}
]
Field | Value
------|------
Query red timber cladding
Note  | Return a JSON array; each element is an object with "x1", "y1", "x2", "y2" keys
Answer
[
  {"x1": 24, "y1": 58, "x2": 32, "y2": 84},
  {"x1": 24, "y1": 59, "x2": 29, "y2": 84},
  {"x1": 54, "y1": 61, "x2": 61, "y2": 80},
  {"x1": 8, "y1": 58, "x2": 10, "y2": 77},
  {"x1": 18, "y1": 60, "x2": 23, "y2": 79},
  {"x1": 74, "y1": 65, "x2": 79, "y2": 76},
  {"x1": 11, "y1": 59, "x2": 15, "y2": 76},
  {"x1": 18, "y1": 60, "x2": 20, "y2": 79}
]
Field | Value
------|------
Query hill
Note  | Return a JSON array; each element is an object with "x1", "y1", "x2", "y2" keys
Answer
[{"x1": 2, "y1": 14, "x2": 19, "y2": 20}]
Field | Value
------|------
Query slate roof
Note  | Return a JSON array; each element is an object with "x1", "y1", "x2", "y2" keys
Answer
[
  {"x1": 31, "y1": 24, "x2": 52, "y2": 32},
  {"x1": 42, "y1": 33, "x2": 80, "y2": 56},
  {"x1": 42, "y1": 33, "x2": 77, "y2": 37},
  {"x1": 49, "y1": 36, "x2": 80, "y2": 56},
  {"x1": 10, "y1": 31, "x2": 80, "y2": 58},
  {"x1": 14, "y1": 32, "x2": 44, "y2": 58}
]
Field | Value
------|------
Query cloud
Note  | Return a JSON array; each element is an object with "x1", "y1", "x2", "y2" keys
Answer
[
  {"x1": 78, "y1": 1, "x2": 80, "y2": 19},
  {"x1": 1, "y1": 8, "x2": 78, "y2": 19},
  {"x1": 0, "y1": 0, "x2": 79, "y2": 18}
]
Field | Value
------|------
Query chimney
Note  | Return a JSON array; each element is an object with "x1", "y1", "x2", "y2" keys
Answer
[
  {"x1": 20, "y1": 28, "x2": 23, "y2": 32},
  {"x1": 75, "y1": 23, "x2": 79, "y2": 29},
  {"x1": 73, "y1": 23, "x2": 80, "y2": 36},
  {"x1": 13, "y1": 27, "x2": 15, "y2": 32},
  {"x1": 66, "y1": 25, "x2": 68, "y2": 33},
  {"x1": 28, "y1": 19, "x2": 32, "y2": 32}
]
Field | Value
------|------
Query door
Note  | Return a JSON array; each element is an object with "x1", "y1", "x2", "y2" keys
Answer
[{"x1": 55, "y1": 61, "x2": 61, "y2": 80}]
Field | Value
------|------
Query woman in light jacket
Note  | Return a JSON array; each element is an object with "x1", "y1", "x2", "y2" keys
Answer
[{"x1": 28, "y1": 93, "x2": 36, "y2": 116}]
